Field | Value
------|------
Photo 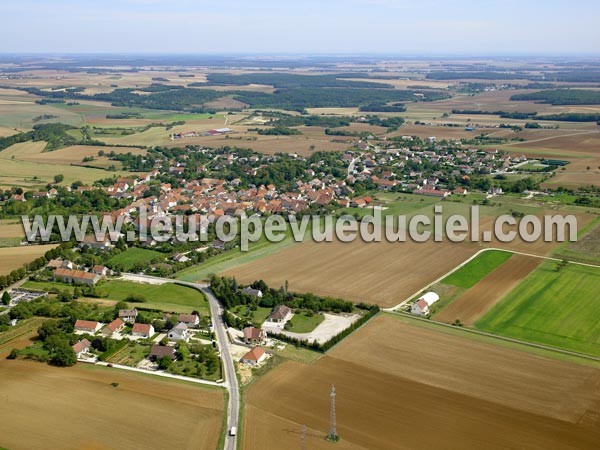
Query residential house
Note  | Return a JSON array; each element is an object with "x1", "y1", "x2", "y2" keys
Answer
[
  {"x1": 92, "y1": 265, "x2": 110, "y2": 276},
  {"x1": 172, "y1": 253, "x2": 190, "y2": 263},
  {"x1": 243, "y1": 326, "x2": 266, "y2": 345},
  {"x1": 74, "y1": 320, "x2": 101, "y2": 334},
  {"x1": 178, "y1": 314, "x2": 200, "y2": 327},
  {"x1": 241, "y1": 347, "x2": 267, "y2": 366},
  {"x1": 53, "y1": 268, "x2": 99, "y2": 286},
  {"x1": 101, "y1": 318, "x2": 124, "y2": 336},
  {"x1": 240, "y1": 287, "x2": 263, "y2": 298},
  {"x1": 149, "y1": 345, "x2": 176, "y2": 361},
  {"x1": 132, "y1": 323, "x2": 154, "y2": 338},
  {"x1": 79, "y1": 235, "x2": 115, "y2": 251},
  {"x1": 72, "y1": 339, "x2": 91, "y2": 358},
  {"x1": 168, "y1": 323, "x2": 190, "y2": 342},
  {"x1": 410, "y1": 292, "x2": 440, "y2": 316},
  {"x1": 119, "y1": 308, "x2": 138, "y2": 323},
  {"x1": 267, "y1": 305, "x2": 293, "y2": 323}
]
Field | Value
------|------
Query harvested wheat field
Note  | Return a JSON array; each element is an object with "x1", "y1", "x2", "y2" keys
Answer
[
  {"x1": 0, "y1": 360, "x2": 224, "y2": 450},
  {"x1": 0, "y1": 219, "x2": 26, "y2": 238},
  {"x1": 19, "y1": 145, "x2": 146, "y2": 166},
  {"x1": 433, "y1": 254, "x2": 542, "y2": 325},
  {"x1": 542, "y1": 158, "x2": 600, "y2": 188},
  {"x1": 0, "y1": 244, "x2": 57, "y2": 275},
  {"x1": 474, "y1": 210, "x2": 595, "y2": 257},
  {"x1": 224, "y1": 239, "x2": 476, "y2": 307},
  {"x1": 243, "y1": 315, "x2": 600, "y2": 450}
]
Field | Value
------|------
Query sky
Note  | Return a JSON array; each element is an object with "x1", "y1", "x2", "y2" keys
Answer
[{"x1": 0, "y1": 0, "x2": 598, "y2": 55}]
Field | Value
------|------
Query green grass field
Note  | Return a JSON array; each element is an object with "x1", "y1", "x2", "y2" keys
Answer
[
  {"x1": 287, "y1": 311, "x2": 325, "y2": 333},
  {"x1": 230, "y1": 305, "x2": 272, "y2": 327},
  {"x1": 23, "y1": 279, "x2": 209, "y2": 316},
  {"x1": 475, "y1": 261, "x2": 600, "y2": 356},
  {"x1": 99, "y1": 280, "x2": 210, "y2": 315},
  {"x1": 442, "y1": 250, "x2": 513, "y2": 289},
  {"x1": 107, "y1": 248, "x2": 165, "y2": 271}
]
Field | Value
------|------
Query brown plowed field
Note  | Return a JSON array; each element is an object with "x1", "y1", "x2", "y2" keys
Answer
[
  {"x1": 0, "y1": 360, "x2": 224, "y2": 450},
  {"x1": 243, "y1": 315, "x2": 600, "y2": 450},
  {"x1": 433, "y1": 254, "x2": 542, "y2": 325},
  {"x1": 224, "y1": 239, "x2": 476, "y2": 307}
]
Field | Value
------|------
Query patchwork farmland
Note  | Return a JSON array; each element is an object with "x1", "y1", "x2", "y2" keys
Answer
[
  {"x1": 475, "y1": 261, "x2": 600, "y2": 356},
  {"x1": 243, "y1": 315, "x2": 600, "y2": 450}
]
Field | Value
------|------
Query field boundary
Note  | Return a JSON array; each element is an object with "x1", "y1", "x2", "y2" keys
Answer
[{"x1": 386, "y1": 311, "x2": 600, "y2": 363}]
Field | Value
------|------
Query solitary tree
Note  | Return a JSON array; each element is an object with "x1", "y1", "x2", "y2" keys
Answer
[
  {"x1": 1, "y1": 291, "x2": 10, "y2": 305},
  {"x1": 50, "y1": 341, "x2": 77, "y2": 367}
]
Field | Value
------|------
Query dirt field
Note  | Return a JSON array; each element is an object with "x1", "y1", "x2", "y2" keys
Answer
[
  {"x1": 20, "y1": 145, "x2": 146, "y2": 166},
  {"x1": 224, "y1": 238, "x2": 476, "y2": 307},
  {"x1": 433, "y1": 254, "x2": 542, "y2": 325},
  {"x1": 542, "y1": 158, "x2": 600, "y2": 188},
  {"x1": 408, "y1": 89, "x2": 600, "y2": 115},
  {"x1": 223, "y1": 202, "x2": 592, "y2": 307},
  {"x1": 0, "y1": 219, "x2": 26, "y2": 238},
  {"x1": 0, "y1": 244, "x2": 57, "y2": 275},
  {"x1": 243, "y1": 315, "x2": 600, "y2": 450},
  {"x1": 0, "y1": 360, "x2": 224, "y2": 450},
  {"x1": 504, "y1": 130, "x2": 600, "y2": 160}
]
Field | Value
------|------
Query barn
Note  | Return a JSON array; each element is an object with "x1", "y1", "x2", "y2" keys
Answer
[{"x1": 410, "y1": 292, "x2": 440, "y2": 316}]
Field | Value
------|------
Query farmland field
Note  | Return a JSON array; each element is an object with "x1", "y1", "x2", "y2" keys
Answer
[
  {"x1": 433, "y1": 253, "x2": 542, "y2": 325},
  {"x1": 243, "y1": 314, "x2": 600, "y2": 450},
  {"x1": 224, "y1": 238, "x2": 477, "y2": 308},
  {"x1": 441, "y1": 249, "x2": 513, "y2": 289},
  {"x1": 554, "y1": 219, "x2": 600, "y2": 264},
  {"x1": 0, "y1": 219, "x2": 25, "y2": 247},
  {"x1": 0, "y1": 142, "x2": 136, "y2": 189},
  {"x1": 475, "y1": 261, "x2": 600, "y2": 356},
  {"x1": 0, "y1": 244, "x2": 57, "y2": 275},
  {"x1": 0, "y1": 360, "x2": 224, "y2": 450}
]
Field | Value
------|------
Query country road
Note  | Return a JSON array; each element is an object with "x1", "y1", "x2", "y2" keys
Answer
[{"x1": 120, "y1": 273, "x2": 239, "y2": 450}]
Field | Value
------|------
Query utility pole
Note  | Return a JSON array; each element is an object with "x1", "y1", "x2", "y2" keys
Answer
[{"x1": 327, "y1": 384, "x2": 338, "y2": 442}]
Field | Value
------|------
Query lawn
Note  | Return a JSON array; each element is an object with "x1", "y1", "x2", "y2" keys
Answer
[
  {"x1": 442, "y1": 250, "x2": 513, "y2": 289},
  {"x1": 107, "y1": 248, "x2": 165, "y2": 271},
  {"x1": 23, "y1": 279, "x2": 210, "y2": 316},
  {"x1": 99, "y1": 280, "x2": 210, "y2": 316},
  {"x1": 230, "y1": 305, "x2": 272, "y2": 327},
  {"x1": 475, "y1": 261, "x2": 600, "y2": 356},
  {"x1": 287, "y1": 311, "x2": 325, "y2": 333}
]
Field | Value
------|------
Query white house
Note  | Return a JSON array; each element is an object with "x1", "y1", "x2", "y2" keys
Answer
[
  {"x1": 132, "y1": 323, "x2": 154, "y2": 338},
  {"x1": 72, "y1": 339, "x2": 91, "y2": 358},
  {"x1": 168, "y1": 323, "x2": 190, "y2": 342},
  {"x1": 410, "y1": 292, "x2": 440, "y2": 316},
  {"x1": 241, "y1": 347, "x2": 267, "y2": 366}
]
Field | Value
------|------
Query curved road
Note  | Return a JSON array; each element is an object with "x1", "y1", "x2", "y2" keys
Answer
[{"x1": 121, "y1": 273, "x2": 239, "y2": 450}]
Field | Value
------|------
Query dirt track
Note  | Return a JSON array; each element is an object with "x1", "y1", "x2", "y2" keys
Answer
[
  {"x1": 433, "y1": 254, "x2": 542, "y2": 325},
  {"x1": 243, "y1": 315, "x2": 600, "y2": 450}
]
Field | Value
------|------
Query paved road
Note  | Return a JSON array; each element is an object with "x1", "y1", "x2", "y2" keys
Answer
[{"x1": 122, "y1": 273, "x2": 239, "y2": 450}]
